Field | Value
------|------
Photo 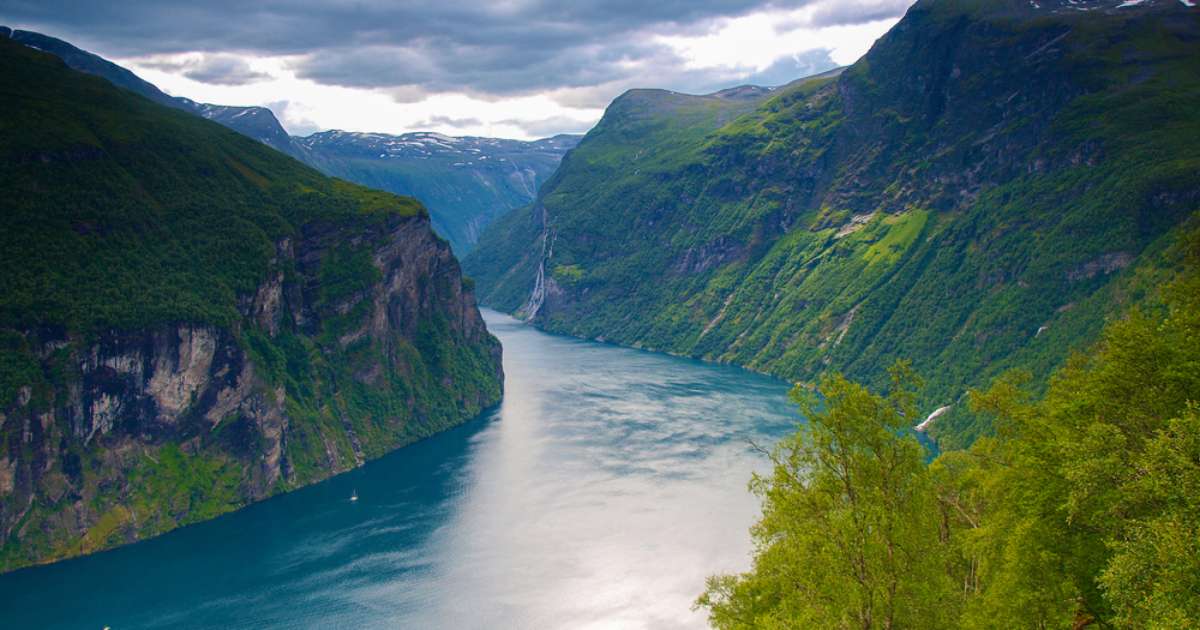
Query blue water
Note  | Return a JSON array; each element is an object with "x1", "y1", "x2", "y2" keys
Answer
[{"x1": 0, "y1": 310, "x2": 799, "y2": 629}]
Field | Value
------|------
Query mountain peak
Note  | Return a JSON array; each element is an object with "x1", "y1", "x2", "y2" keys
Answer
[
  {"x1": 911, "y1": 0, "x2": 1195, "y2": 18},
  {"x1": 709, "y1": 85, "x2": 776, "y2": 100},
  {"x1": 467, "y1": 0, "x2": 1200, "y2": 451}
]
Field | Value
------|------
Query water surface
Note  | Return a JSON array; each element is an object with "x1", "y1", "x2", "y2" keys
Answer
[{"x1": 0, "y1": 310, "x2": 799, "y2": 629}]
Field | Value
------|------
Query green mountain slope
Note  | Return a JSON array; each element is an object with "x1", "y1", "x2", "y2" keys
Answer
[
  {"x1": 6, "y1": 28, "x2": 306, "y2": 160},
  {"x1": 0, "y1": 38, "x2": 502, "y2": 573},
  {"x1": 466, "y1": 0, "x2": 1200, "y2": 448},
  {"x1": 3, "y1": 28, "x2": 579, "y2": 255}
]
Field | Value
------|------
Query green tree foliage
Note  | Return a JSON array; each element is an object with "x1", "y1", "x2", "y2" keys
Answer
[
  {"x1": 0, "y1": 37, "x2": 423, "y2": 338},
  {"x1": 951, "y1": 235, "x2": 1200, "y2": 628},
  {"x1": 704, "y1": 234, "x2": 1200, "y2": 628},
  {"x1": 1099, "y1": 408, "x2": 1200, "y2": 628},
  {"x1": 699, "y1": 363, "x2": 956, "y2": 629}
]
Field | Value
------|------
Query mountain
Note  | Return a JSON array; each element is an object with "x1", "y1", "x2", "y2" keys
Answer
[
  {"x1": 465, "y1": 0, "x2": 1200, "y2": 449},
  {"x1": 3, "y1": 28, "x2": 580, "y2": 254},
  {"x1": 295, "y1": 131, "x2": 580, "y2": 253},
  {"x1": 6, "y1": 28, "x2": 305, "y2": 160},
  {"x1": 0, "y1": 37, "x2": 502, "y2": 573}
]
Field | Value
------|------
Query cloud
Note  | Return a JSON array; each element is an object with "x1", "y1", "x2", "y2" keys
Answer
[
  {"x1": 498, "y1": 116, "x2": 598, "y2": 138},
  {"x1": 265, "y1": 100, "x2": 322, "y2": 137},
  {"x1": 537, "y1": 47, "x2": 836, "y2": 110},
  {"x1": 135, "y1": 57, "x2": 190, "y2": 73},
  {"x1": 411, "y1": 115, "x2": 484, "y2": 129},
  {"x1": 740, "y1": 49, "x2": 838, "y2": 86},
  {"x1": 1, "y1": 1, "x2": 797, "y2": 56},
  {"x1": 388, "y1": 85, "x2": 431, "y2": 104},
  {"x1": 138, "y1": 53, "x2": 270, "y2": 86},
  {"x1": 183, "y1": 55, "x2": 269, "y2": 85},
  {"x1": 1, "y1": 0, "x2": 853, "y2": 99},
  {"x1": 807, "y1": 0, "x2": 913, "y2": 26},
  {"x1": 545, "y1": 82, "x2": 637, "y2": 110},
  {"x1": 1, "y1": 1, "x2": 909, "y2": 139},
  {"x1": 773, "y1": 0, "x2": 912, "y2": 31},
  {"x1": 294, "y1": 38, "x2": 706, "y2": 99}
]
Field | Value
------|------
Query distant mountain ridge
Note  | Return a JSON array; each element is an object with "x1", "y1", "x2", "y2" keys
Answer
[
  {"x1": 294, "y1": 130, "x2": 581, "y2": 253},
  {"x1": 1, "y1": 27, "x2": 580, "y2": 253},
  {"x1": 295, "y1": 130, "x2": 580, "y2": 160}
]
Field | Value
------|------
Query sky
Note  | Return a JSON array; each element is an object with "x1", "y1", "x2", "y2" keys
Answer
[{"x1": 1, "y1": 1, "x2": 914, "y2": 140}]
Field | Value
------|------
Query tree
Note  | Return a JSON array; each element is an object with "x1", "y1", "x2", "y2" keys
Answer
[
  {"x1": 698, "y1": 362, "x2": 955, "y2": 629},
  {"x1": 702, "y1": 232, "x2": 1200, "y2": 629},
  {"x1": 1100, "y1": 408, "x2": 1200, "y2": 628},
  {"x1": 957, "y1": 234, "x2": 1200, "y2": 628}
]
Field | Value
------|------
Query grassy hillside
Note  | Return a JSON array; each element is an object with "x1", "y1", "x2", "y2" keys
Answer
[
  {"x1": 466, "y1": 0, "x2": 1200, "y2": 448},
  {"x1": 465, "y1": 83, "x2": 793, "y2": 312}
]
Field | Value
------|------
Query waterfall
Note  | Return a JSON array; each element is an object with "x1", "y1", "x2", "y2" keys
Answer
[
  {"x1": 518, "y1": 251, "x2": 546, "y2": 320},
  {"x1": 516, "y1": 204, "x2": 553, "y2": 320},
  {"x1": 915, "y1": 405, "x2": 952, "y2": 432}
]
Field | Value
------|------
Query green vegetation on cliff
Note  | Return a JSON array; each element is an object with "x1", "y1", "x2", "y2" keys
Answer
[
  {"x1": 0, "y1": 37, "x2": 420, "y2": 334},
  {"x1": 0, "y1": 38, "x2": 502, "y2": 574},
  {"x1": 466, "y1": 0, "x2": 1200, "y2": 449},
  {"x1": 5, "y1": 28, "x2": 577, "y2": 259},
  {"x1": 701, "y1": 234, "x2": 1200, "y2": 628}
]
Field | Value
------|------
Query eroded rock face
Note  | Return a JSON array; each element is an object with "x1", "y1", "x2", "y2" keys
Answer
[
  {"x1": 0, "y1": 212, "x2": 502, "y2": 573},
  {"x1": 68, "y1": 326, "x2": 227, "y2": 441}
]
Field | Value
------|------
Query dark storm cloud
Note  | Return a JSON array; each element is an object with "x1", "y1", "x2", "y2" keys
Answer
[
  {"x1": 0, "y1": 1, "x2": 800, "y2": 56},
  {"x1": 0, "y1": 0, "x2": 860, "y2": 97},
  {"x1": 294, "y1": 38, "x2": 681, "y2": 97}
]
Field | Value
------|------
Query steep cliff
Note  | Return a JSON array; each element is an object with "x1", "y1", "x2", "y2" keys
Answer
[
  {"x1": 466, "y1": 0, "x2": 1200, "y2": 447},
  {"x1": 0, "y1": 38, "x2": 502, "y2": 573}
]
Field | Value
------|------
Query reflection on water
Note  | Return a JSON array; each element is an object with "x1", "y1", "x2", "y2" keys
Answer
[{"x1": 0, "y1": 310, "x2": 799, "y2": 629}]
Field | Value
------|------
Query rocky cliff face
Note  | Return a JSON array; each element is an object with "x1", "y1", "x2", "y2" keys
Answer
[
  {"x1": 0, "y1": 211, "x2": 501, "y2": 572},
  {"x1": 0, "y1": 39, "x2": 502, "y2": 573}
]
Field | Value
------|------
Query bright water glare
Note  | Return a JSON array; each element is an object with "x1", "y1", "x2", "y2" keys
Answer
[{"x1": 0, "y1": 310, "x2": 800, "y2": 629}]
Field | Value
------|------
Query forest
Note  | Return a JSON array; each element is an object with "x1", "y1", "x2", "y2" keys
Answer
[{"x1": 700, "y1": 230, "x2": 1200, "y2": 628}]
